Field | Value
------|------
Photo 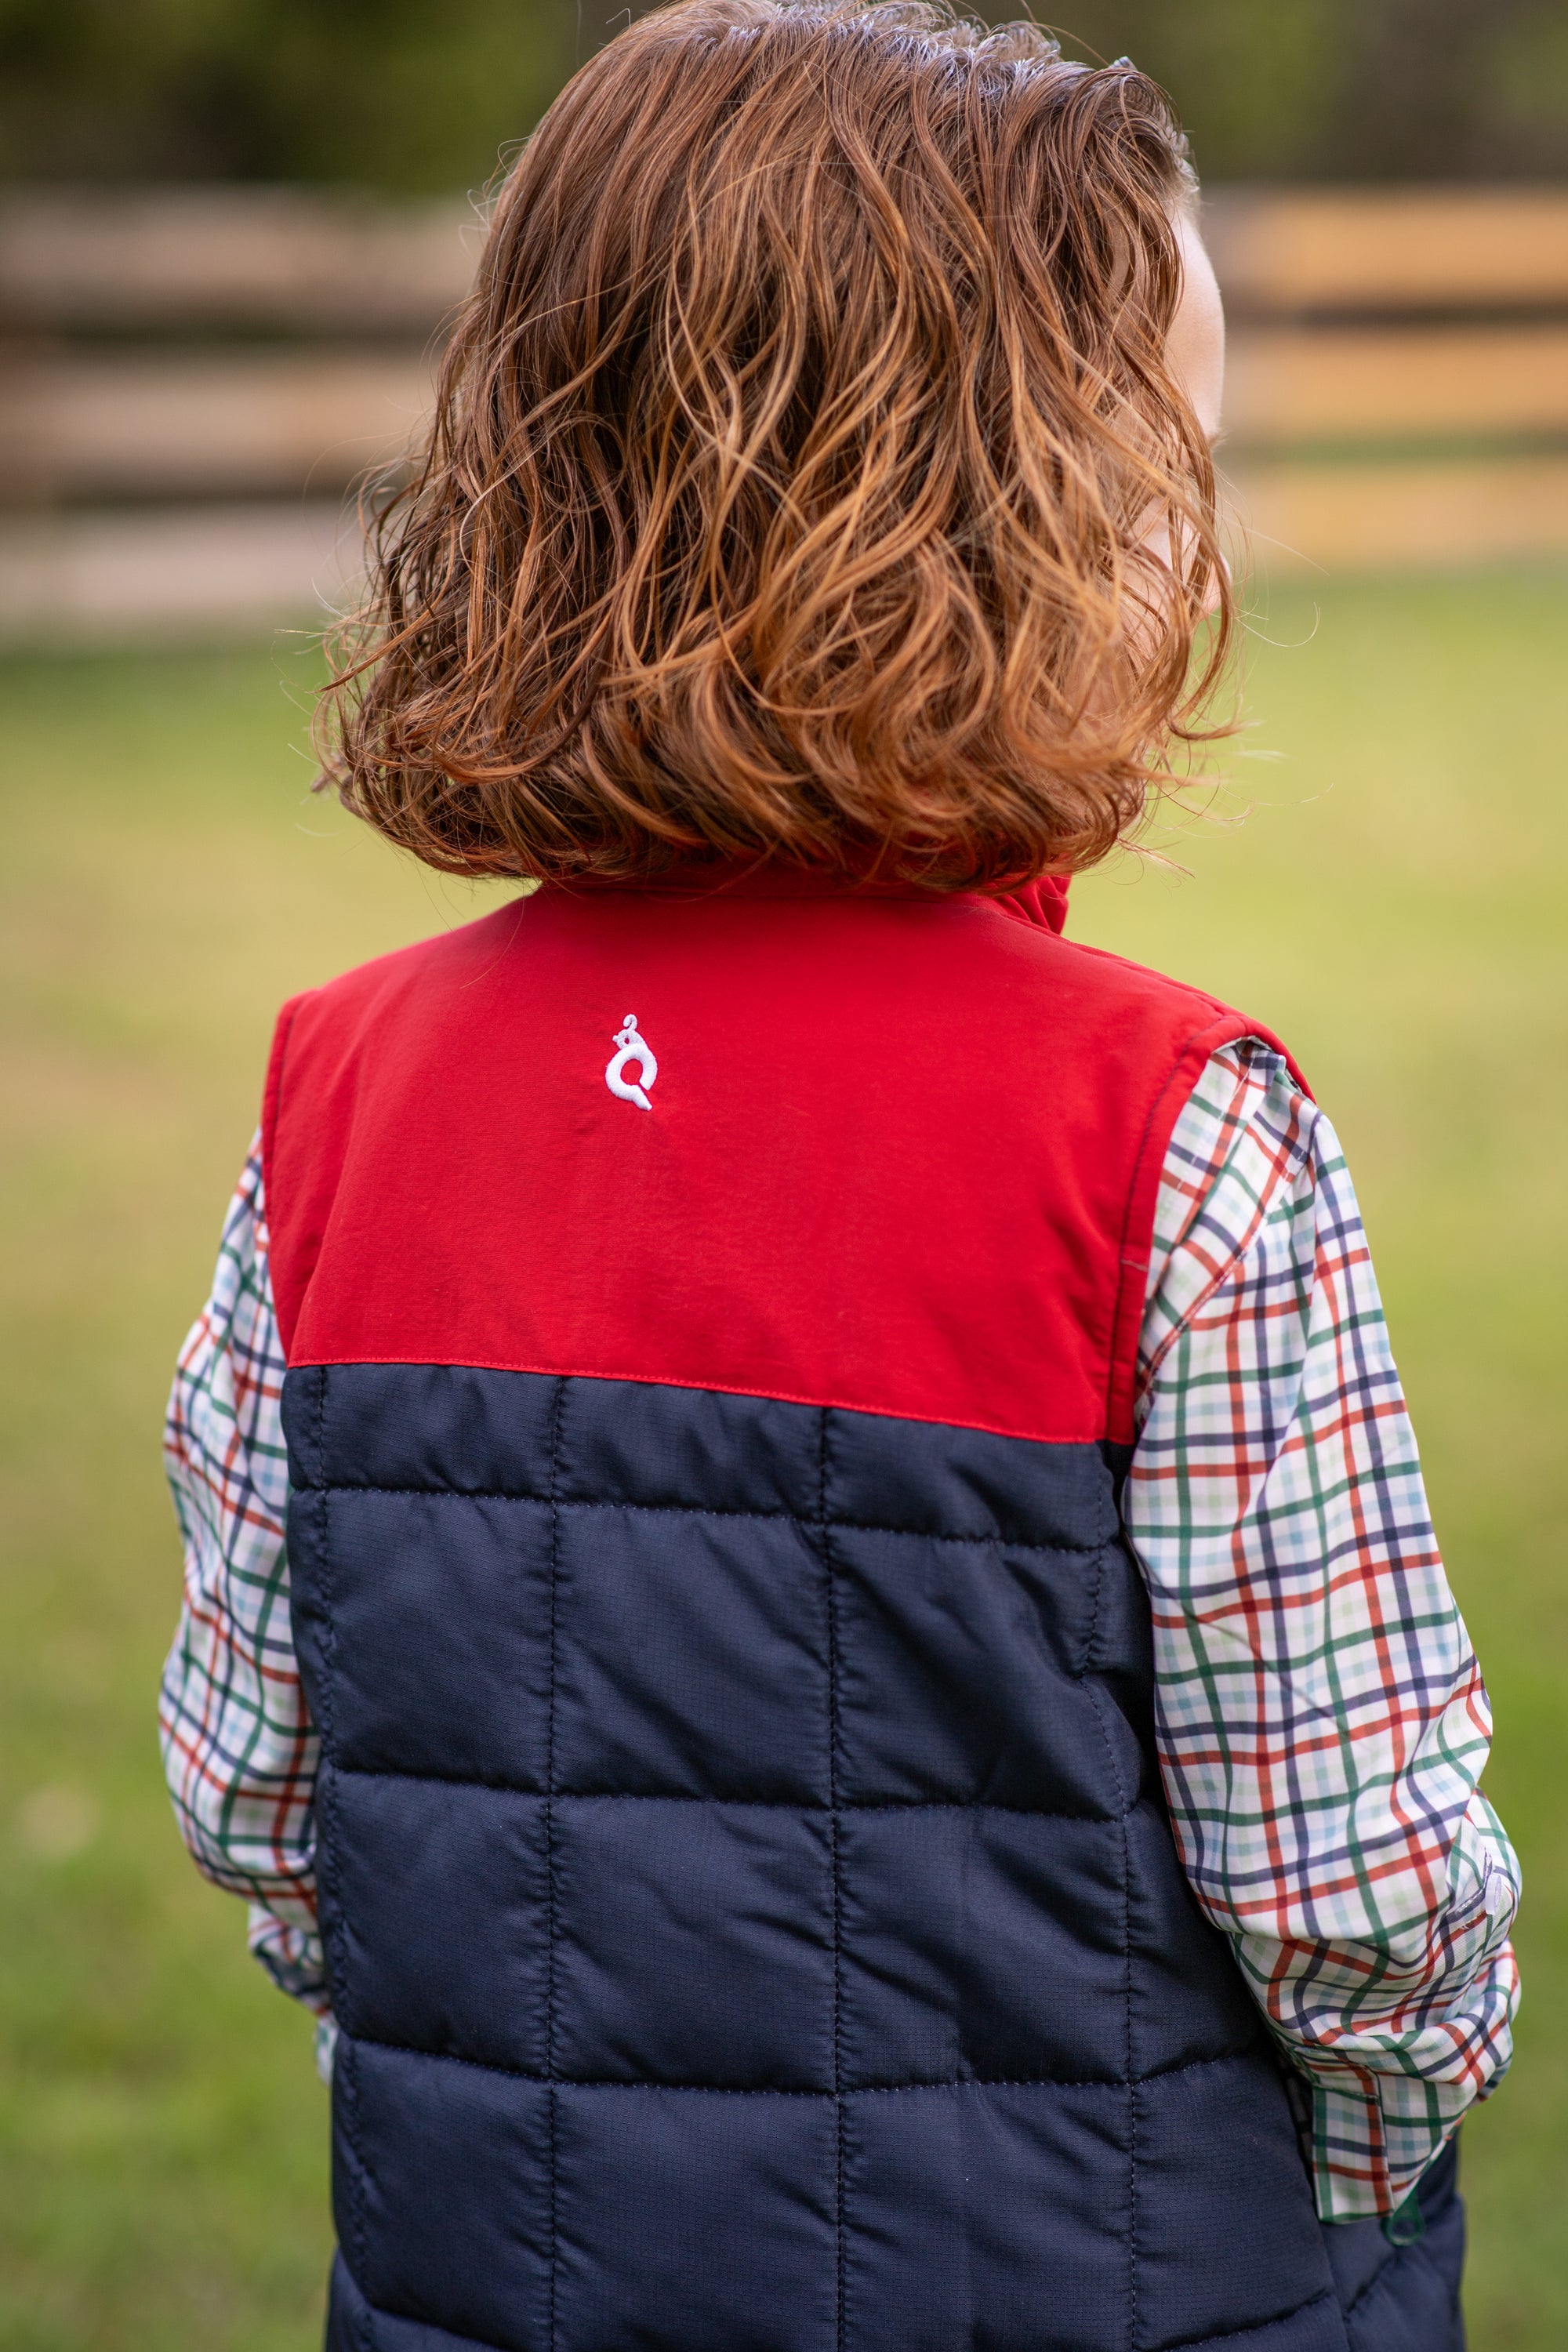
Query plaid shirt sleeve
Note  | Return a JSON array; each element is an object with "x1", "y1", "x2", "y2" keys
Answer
[
  {"x1": 158, "y1": 1134, "x2": 330, "y2": 2046},
  {"x1": 1125, "y1": 1038, "x2": 1520, "y2": 2223}
]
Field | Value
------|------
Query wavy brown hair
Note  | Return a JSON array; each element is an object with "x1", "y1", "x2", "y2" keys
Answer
[{"x1": 318, "y1": 0, "x2": 1230, "y2": 890}]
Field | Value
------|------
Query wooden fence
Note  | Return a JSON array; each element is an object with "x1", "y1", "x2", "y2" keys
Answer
[
  {"x1": 1207, "y1": 187, "x2": 1568, "y2": 574},
  {"x1": 2, "y1": 183, "x2": 1566, "y2": 637}
]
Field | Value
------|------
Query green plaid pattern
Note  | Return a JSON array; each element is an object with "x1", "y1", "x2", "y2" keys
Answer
[{"x1": 1127, "y1": 1040, "x2": 1517, "y2": 2220}]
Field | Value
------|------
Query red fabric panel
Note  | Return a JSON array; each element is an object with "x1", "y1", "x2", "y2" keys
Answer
[
  {"x1": 994, "y1": 875, "x2": 1070, "y2": 934},
  {"x1": 263, "y1": 884, "x2": 1294, "y2": 1446}
]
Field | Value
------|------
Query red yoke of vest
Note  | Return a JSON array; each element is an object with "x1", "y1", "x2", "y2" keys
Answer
[{"x1": 263, "y1": 878, "x2": 1298, "y2": 1449}]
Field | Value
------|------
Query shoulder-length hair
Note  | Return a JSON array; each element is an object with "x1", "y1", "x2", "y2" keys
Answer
[{"x1": 318, "y1": 0, "x2": 1229, "y2": 891}]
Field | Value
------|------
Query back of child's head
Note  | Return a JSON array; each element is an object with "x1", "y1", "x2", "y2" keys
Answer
[{"x1": 322, "y1": 0, "x2": 1226, "y2": 891}]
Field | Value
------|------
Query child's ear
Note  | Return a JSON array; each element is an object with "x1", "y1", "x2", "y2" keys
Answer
[{"x1": 1167, "y1": 212, "x2": 1226, "y2": 450}]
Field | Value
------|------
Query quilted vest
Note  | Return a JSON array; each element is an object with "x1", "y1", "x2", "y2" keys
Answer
[{"x1": 265, "y1": 876, "x2": 1462, "y2": 2352}]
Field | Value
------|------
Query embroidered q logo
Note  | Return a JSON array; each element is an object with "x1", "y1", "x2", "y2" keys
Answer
[{"x1": 604, "y1": 1014, "x2": 658, "y2": 1111}]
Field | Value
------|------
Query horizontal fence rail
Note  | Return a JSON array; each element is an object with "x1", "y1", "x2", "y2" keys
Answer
[
  {"x1": 1203, "y1": 187, "x2": 1568, "y2": 315},
  {"x1": 1, "y1": 350, "x2": 436, "y2": 500},
  {"x1": 1, "y1": 184, "x2": 1566, "y2": 637},
  {"x1": 1224, "y1": 324, "x2": 1568, "y2": 443},
  {"x1": 0, "y1": 187, "x2": 475, "y2": 333}
]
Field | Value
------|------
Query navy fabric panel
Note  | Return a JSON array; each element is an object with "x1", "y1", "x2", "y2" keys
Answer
[
  {"x1": 841, "y1": 2082, "x2": 1131, "y2": 2350},
  {"x1": 829, "y1": 1521, "x2": 1135, "y2": 1809},
  {"x1": 551, "y1": 1504, "x2": 830, "y2": 1802},
  {"x1": 1132, "y1": 2047, "x2": 1339, "y2": 2346},
  {"x1": 819, "y1": 1407, "x2": 1122, "y2": 1549},
  {"x1": 836, "y1": 1807, "x2": 1129, "y2": 2085},
  {"x1": 288, "y1": 1365, "x2": 1363, "y2": 2352},
  {"x1": 1341, "y1": 2233, "x2": 1464, "y2": 2352},
  {"x1": 1123, "y1": 1799, "x2": 1262, "y2": 2073},
  {"x1": 836, "y1": 1798, "x2": 1260, "y2": 2090},
  {"x1": 551, "y1": 1796, "x2": 836, "y2": 2087},
  {"x1": 288, "y1": 1486, "x2": 554, "y2": 1788},
  {"x1": 332, "y1": 2037, "x2": 550, "y2": 2350},
  {"x1": 329, "y1": 2252, "x2": 501, "y2": 2350},
  {"x1": 1325, "y1": 2137, "x2": 1465, "y2": 2352},
  {"x1": 292, "y1": 1360, "x2": 561, "y2": 1496},
  {"x1": 555, "y1": 1376, "x2": 822, "y2": 1519},
  {"x1": 285, "y1": 1360, "x2": 1122, "y2": 1541},
  {"x1": 554, "y1": 2083, "x2": 839, "y2": 2350},
  {"x1": 321, "y1": 1769, "x2": 549, "y2": 2074},
  {"x1": 1164, "y1": 2304, "x2": 1348, "y2": 2352}
]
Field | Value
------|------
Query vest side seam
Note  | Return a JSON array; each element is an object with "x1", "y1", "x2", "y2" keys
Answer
[
  {"x1": 817, "y1": 1407, "x2": 848, "y2": 2352},
  {"x1": 1126, "y1": 1794, "x2": 1139, "y2": 2352},
  {"x1": 1082, "y1": 1538, "x2": 1108, "y2": 1679},
  {"x1": 339, "y1": 2041, "x2": 376, "y2": 2352},
  {"x1": 1149, "y1": 2288, "x2": 1343, "y2": 2350},
  {"x1": 543, "y1": 1376, "x2": 566, "y2": 2352},
  {"x1": 1337, "y1": 2226, "x2": 1449, "y2": 2324},
  {"x1": 1103, "y1": 1014, "x2": 1297, "y2": 1448},
  {"x1": 261, "y1": 993, "x2": 307, "y2": 1363},
  {"x1": 317, "y1": 1372, "x2": 373, "y2": 2345},
  {"x1": 1081, "y1": 1675, "x2": 1138, "y2": 2349}
]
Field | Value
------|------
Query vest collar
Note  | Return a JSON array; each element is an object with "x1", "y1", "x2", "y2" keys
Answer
[{"x1": 546, "y1": 859, "x2": 1071, "y2": 934}]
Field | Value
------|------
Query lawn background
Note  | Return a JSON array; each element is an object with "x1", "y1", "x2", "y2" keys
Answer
[{"x1": 2, "y1": 572, "x2": 1564, "y2": 2348}]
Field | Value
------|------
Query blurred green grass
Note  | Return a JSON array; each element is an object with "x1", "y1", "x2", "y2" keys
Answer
[{"x1": 1, "y1": 574, "x2": 1564, "y2": 2348}]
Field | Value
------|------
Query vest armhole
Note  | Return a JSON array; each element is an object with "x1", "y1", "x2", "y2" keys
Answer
[
  {"x1": 1103, "y1": 1014, "x2": 1311, "y2": 1446},
  {"x1": 261, "y1": 993, "x2": 309, "y2": 1363}
]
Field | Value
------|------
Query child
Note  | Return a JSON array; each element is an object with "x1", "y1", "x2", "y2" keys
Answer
[{"x1": 159, "y1": 5, "x2": 1518, "y2": 2347}]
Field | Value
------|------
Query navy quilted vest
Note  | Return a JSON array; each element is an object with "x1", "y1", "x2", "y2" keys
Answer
[{"x1": 267, "y1": 886, "x2": 1465, "y2": 2350}]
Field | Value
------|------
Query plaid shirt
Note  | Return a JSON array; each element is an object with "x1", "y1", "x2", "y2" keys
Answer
[{"x1": 159, "y1": 1038, "x2": 1519, "y2": 2223}]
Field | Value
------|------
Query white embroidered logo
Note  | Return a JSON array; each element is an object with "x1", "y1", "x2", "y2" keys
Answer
[{"x1": 604, "y1": 1014, "x2": 658, "y2": 1111}]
